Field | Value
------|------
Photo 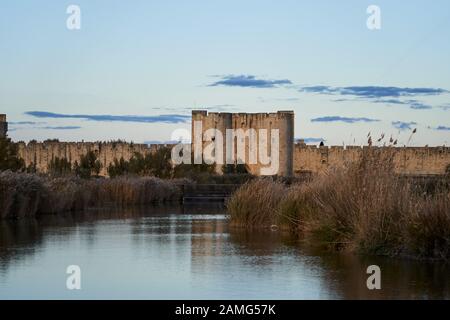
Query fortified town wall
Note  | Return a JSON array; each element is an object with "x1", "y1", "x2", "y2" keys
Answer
[
  {"x1": 16, "y1": 141, "x2": 170, "y2": 176},
  {"x1": 294, "y1": 142, "x2": 450, "y2": 175},
  {"x1": 2, "y1": 113, "x2": 449, "y2": 176},
  {"x1": 14, "y1": 140, "x2": 450, "y2": 176}
]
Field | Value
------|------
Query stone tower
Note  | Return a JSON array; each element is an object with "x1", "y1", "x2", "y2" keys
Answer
[
  {"x1": 0, "y1": 114, "x2": 7, "y2": 138},
  {"x1": 191, "y1": 110, "x2": 294, "y2": 177}
]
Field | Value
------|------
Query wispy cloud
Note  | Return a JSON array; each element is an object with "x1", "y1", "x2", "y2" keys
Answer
[
  {"x1": 300, "y1": 85, "x2": 447, "y2": 98},
  {"x1": 8, "y1": 124, "x2": 81, "y2": 131},
  {"x1": 408, "y1": 101, "x2": 432, "y2": 110},
  {"x1": 392, "y1": 121, "x2": 418, "y2": 131},
  {"x1": 209, "y1": 75, "x2": 292, "y2": 88},
  {"x1": 144, "y1": 140, "x2": 179, "y2": 145},
  {"x1": 202, "y1": 104, "x2": 240, "y2": 112},
  {"x1": 41, "y1": 126, "x2": 81, "y2": 130},
  {"x1": 302, "y1": 85, "x2": 337, "y2": 95},
  {"x1": 258, "y1": 97, "x2": 300, "y2": 103},
  {"x1": 25, "y1": 111, "x2": 190, "y2": 124},
  {"x1": 9, "y1": 121, "x2": 44, "y2": 125},
  {"x1": 372, "y1": 99, "x2": 432, "y2": 110},
  {"x1": 303, "y1": 85, "x2": 445, "y2": 110},
  {"x1": 311, "y1": 116, "x2": 380, "y2": 123},
  {"x1": 438, "y1": 104, "x2": 450, "y2": 111},
  {"x1": 332, "y1": 97, "x2": 433, "y2": 110},
  {"x1": 296, "y1": 137, "x2": 325, "y2": 144}
]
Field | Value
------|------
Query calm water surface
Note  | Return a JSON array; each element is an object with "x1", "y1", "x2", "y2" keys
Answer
[{"x1": 0, "y1": 205, "x2": 449, "y2": 300}]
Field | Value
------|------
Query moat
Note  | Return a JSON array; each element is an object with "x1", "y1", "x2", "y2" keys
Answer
[{"x1": 1, "y1": 205, "x2": 449, "y2": 300}]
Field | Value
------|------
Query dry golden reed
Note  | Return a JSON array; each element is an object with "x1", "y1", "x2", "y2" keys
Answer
[
  {"x1": 0, "y1": 171, "x2": 183, "y2": 219},
  {"x1": 227, "y1": 149, "x2": 450, "y2": 260}
]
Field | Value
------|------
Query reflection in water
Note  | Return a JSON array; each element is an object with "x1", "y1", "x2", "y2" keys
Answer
[{"x1": 0, "y1": 205, "x2": 449, "y2": 299}]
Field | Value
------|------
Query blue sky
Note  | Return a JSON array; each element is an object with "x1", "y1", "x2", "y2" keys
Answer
[{"x1": 1, "y1": 0, "x2": 450, "y2": 146}]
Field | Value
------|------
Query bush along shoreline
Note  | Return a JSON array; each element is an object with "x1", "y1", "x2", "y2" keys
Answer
[
  {"x1": 0, "y1": 171, "x2": 187, "y2": 219},
  {"x1": 227, "y1": 149, "x2": 450, "y2": 261}
]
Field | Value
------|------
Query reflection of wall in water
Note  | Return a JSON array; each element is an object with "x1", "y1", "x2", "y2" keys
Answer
[
  {"x1": 300, "y1": 247, "x2": 450, "y2": 299},
  {"x1": 191, "y1": 217, "x2": 226, "y2": 260}
]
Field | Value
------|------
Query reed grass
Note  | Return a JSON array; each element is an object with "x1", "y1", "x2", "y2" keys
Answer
[
  {"x1": 0, "y1": 171, "x2": 184, "y2": 218},
  {"x1": 227, "y1": 149, "x2": 450, "y2": 260},
  {"x1": 227, "y1": 178, "x2": 285, "y2": 227}
]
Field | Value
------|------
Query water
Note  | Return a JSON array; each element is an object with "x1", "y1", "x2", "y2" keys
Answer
[{"x1": 0, "y1": 205, "x2": 449, "y2": 300}]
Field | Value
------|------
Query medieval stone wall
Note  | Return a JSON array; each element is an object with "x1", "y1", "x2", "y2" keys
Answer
[
  {"x1": 10, "y1": 109, "x2": 450, "y2": 177},
  {"x1": 15, "y1": 140, "x2": 450, "y2": 177},
  {"x1": 16, "y1": 141, "x2": 172, "y2": 176},
  {"x1": 294, "y1": 143, "x2": 450, "y2": 175}
]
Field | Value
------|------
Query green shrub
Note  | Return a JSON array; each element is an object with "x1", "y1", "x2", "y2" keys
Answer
[
  {"x1": 73, "y1": 151, "x2": 102, "y2": 179},
  {"x1": 48, "y1": 157, "x2": 72, "y2": 177},
  {"x1": 0, "y1": 137, "x2": 25, "y2": 172}
]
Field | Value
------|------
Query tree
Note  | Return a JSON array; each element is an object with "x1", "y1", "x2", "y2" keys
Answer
[
  {"x1": 48, "y1": 157, "x2": 72, "y2": 176},
  {"x1": 147, "y1": 147, "x2": 173, "y2": 178},
  {"x1": 74, "y1": 151, "x2": 102, "y2": 179},
  {"x1": 107, "y1": 157, "x2": 129, "y2": 178},
  {"x1": 128, "y1": 153, "x2": 146, "y2": 175},
  {"x1": 26, "y1": 162, "x2": 37, "y2": 174},
  {"x1": 172, "y1": 154, "x2": 216, "y2": 180},
  {"x1": 0, "y1": 137, "x2": 25, "y2": 172},
  {"x1": 106, "y1": 147, "x2": 174, "y2": 178}
]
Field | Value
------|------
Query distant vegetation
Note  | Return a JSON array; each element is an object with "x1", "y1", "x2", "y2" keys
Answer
[
  {"x1": 48, "y1": 157, "x2": 72, "y2": 176},
  {"x1": 74, "y1": 151, "x2": 103, "y2": 179},
  {"x1": 0, "y1": 171, "x2": 184, "y2": 219},
  {"x1": 227, "y1": 149, "x2": 450, "y2": 260},
  {"x1": 107, "y1": 148, "x2": 173, "y2": 178},
  {"x1": 0, "y1": 137, "x2": 25, "y2": 172}
]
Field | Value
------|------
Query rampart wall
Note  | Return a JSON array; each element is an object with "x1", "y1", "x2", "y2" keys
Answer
[
  {"x1": 16, "y1": 141, "x2": 172, "y2": 176},
  {"x1": 16, "y1": 141, "x2": 450, "y2": 177},
  {"x1": 294, "y1": 144, "x2": 450, "y2": 175}
]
